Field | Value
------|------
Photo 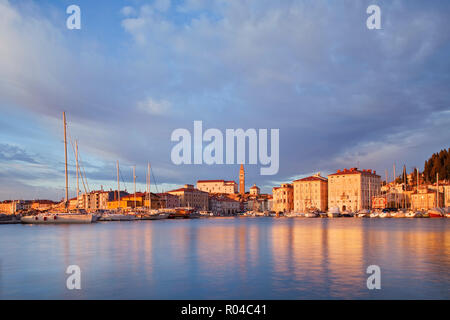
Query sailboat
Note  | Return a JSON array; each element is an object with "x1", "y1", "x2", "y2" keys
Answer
[
  {"x1": 21, "y1": 112, "x2": 93, "y2": 224},
  {"x1": 140, "y1": 163, "x2": 169, "y2": 220}
]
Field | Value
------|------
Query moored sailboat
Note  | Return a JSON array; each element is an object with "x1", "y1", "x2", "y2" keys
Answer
[{"x1": 21, "y1": 112, "x2": 92, "y2": 224}]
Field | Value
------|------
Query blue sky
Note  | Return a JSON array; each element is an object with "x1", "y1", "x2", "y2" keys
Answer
[{"x1": 0, "y1": 0, "x2": 449, "y2": 201}]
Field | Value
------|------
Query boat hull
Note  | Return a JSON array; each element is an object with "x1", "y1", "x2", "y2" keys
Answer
[{"x1": 21, "y1": 213, "x2": 93, "y2": 224}]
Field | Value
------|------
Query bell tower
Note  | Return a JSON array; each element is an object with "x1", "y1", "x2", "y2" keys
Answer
[{"x1": 239, "y1": 164, "x2": 245, "y2": 195}]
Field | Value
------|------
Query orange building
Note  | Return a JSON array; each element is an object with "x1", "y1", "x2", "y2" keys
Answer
[{"x1": 272, "y1": 183, "x2": 294, "y2": 213}]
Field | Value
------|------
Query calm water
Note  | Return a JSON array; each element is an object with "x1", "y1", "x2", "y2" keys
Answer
[{"x1": 0, "y1": 217, "x2": 449, "y2": 299}]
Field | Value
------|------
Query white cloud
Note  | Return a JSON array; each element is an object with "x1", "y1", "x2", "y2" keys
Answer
[
  {"x1": 137, "y1": 97, "x2": 171, "y2": 115},
  {"x1": 120, "y1": 6, "x2": 137, "y2": 17}
]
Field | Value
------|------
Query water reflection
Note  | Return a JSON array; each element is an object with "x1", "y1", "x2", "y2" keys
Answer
[{"x1": 0, "y1": 218, "x2": 449, "y2": 299}]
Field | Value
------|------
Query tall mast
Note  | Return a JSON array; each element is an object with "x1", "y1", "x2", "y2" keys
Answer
[
  {"x1": 75, "y1": 140, "x2": 79, "y2": 210},
  {"x1": 393, "y1": 163, "x2": 396, "y2": 209},
  {"x1": 63, "y1": 112, "x2": 69, "y2": 211},
  {"x1": 436, "y1": 173, "x2": 439, "y2": 208},
  {"x1": 117, "y1": 160, "x2": 120, "y2": 208},
  {"x1": 148, "y1": 163, "x2": 151, "y2": 211},
  {"x1": 369, "y1": 178, "x2": 371, "y2": 210},
  {"x1": 133, "y1": 166, "x2": 136, "y2": 209}
]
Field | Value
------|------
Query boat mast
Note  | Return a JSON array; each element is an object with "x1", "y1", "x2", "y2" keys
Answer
[
  {"x1": 393, "y1": 163, "x2": 396, "y2": 209},
  {"x1": 148, "y1": 163, "x2": 151, "y2": 211},
  {"x1": 117, "y1": 160, "x2": 120, "y2": 209},
  {"x1": 436, "y1": 173, "x2": 439, "y2": 208},
  {"x1": 63, "y1": 112, "x2": 69, "y2": 212},
  {"x1": 133, "y1": 166, "x2": 136, "y2": 209},
  {"x1": 75, "y1": 140, "x2": 79, "y2": 210}
]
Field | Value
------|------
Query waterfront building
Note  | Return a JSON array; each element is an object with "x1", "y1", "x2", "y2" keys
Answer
[
  {"x1": 30, "y1": 200, "x2": 57, "y2": 211},
  {"x1": 293, "y1": 173, "x2": 328, "y2": 212},
  {"x1": 0, "y1": 200, "x2": 31, "y2": 214},
  {"x1": 328, "y1": 168, "x2": 381, "y2": 212},
  {"x1": 196, "y1": 180, "x2": 238, "y2": 194},
  {"x1": 445, "y1": 185, "x2": 450, "y2": 208},
  {"x1": 411, "y1": 186, "x2": 445, "y2": 210},
  {"x1": 78, "y1": 190, "x2": 117, "y2": 210},
  {"x1": 157, "y1": 193, "x2": 180, "y2": 208},
  {"x1": 167, "y1": 184, "x2": 209, "y2": 210},
  {"x1": 209, "y1": 195, "x2": 240, "y2": 215},
  {"x1": 250, "y1": 184, "x2": 260, "y2": 196},
  {"x1": 107, "y1": 192, "x2": 163, "y2": 209},
  {"x1": 272, "y1": 183, "x2": 294, "y2": 213},
  {"x1": 239, "y1": 164, "x2": 245, "y2": 195}
]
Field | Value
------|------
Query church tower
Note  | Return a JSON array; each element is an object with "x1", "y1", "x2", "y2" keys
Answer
[{"x1": 239, "y1": 164, "x2": 245, "y2": 195}]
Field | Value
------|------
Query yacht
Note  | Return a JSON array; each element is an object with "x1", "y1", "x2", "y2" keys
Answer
[
  {"x1": 327, "y1": 207, "x2": 340, "y2": 218},
  {"x1": 21, "y1": 113, "x2": 92, "y2": 225}
]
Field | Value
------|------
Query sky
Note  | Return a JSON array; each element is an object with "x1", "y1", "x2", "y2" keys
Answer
[{"x1": 0, "y1": 0, "x2": 449, "y2": 201}]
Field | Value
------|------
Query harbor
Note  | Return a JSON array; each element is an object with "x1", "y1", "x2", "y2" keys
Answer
[{"x1": 0, "y1": 217, "x2": 448, "y2": 299}]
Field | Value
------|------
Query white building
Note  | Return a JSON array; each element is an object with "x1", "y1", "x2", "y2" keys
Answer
[
  {"x1": 328, "y1": 168, "x2": 381, "y2": 212},
  {"x1": 197, "y1": 180, "x2": 238, "y2": 194}
]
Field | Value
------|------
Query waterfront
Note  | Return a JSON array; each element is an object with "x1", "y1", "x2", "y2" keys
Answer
[{"x1": 0, "y1": 218, "x2": 449, "y2": 299}]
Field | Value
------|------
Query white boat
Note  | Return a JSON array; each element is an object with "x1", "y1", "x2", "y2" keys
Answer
[
  {"x1": 305, "y1": 212, "x2": 319, "y2": 218},
  {"x1": 379, "y1": 212, "x2": 392, "y2": 218},
  {"x1": 254, "y1": 211, "x2": 265, "y2": 216},
  {"x1": 369, "y1": 212, "x2": 379, "y2": 218},
  {"x1": 393, "y1": 211, "x2": 406, "y2": 218},
  {"x1": 99, "y1": 213, "x2": 135, "y2": 221},
  {"x1": 327, "y1": 207, "x2": 340, "y2": 218},
  {"x1": 405, "y1": 211, "x2": 422, "y2": 218},
  {"x1": 21, "y1": 213, "x2": 93, "y2": 224},
  {"x1": 357, "y1": 209, "x2": 370, "y2": 218}
]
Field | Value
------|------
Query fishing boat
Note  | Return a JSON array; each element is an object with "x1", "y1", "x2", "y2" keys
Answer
[
  {"x1": 199, "y1": 210, "x2": 213, "y2": 216},
  {"x1": 305, "y1": 212, "x2": 319, "y2": 218},
  {"x1": 357, "y1": 209, "x2": 370, "y2": 218},
  {"x1": 21, "y1": 112, "x2": 92, "y2": 225},
  {"x1": 369, "y1": 212, "x2": 379, "y2": 218},
  {"x1": 405, "y1": 211, "x2": 422, "y2": 218},
  {"x1": 379, "y1": 211, "x2": 392, "y2": 218},
  {"x1": 392, "y1": 211, "x2": 406, "y2": 218},
  {"x1": 327, "y1": 207, "x2": 340, "y2": 218},
  {"x1": 428, "y1": 208, "x2": 444, "y2": 218}
]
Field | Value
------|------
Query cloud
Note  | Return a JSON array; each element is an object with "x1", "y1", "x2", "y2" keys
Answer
[
  {"x1": 121, "y1": 6, "x2": 137, "y2": 17},
  {"x1": 137, "y1": 97, "x2": 171, "y2": 115},
  {"x1": 0, "y1": 143, "x2": 38, "y2": 164}
]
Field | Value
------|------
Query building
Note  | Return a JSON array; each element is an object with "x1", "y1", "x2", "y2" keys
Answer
[
  {"x1": 445, "y1": 185, "x2": 450, "y2": 208},
  {"x1": 411, "y1": 186, "x2": 445, "y2": 211},
  {"x1": 157, "y1": 193, "x2": 180, "y2": 208},
  {"x1": 107, "y1": 192, "x2": 163, "y2": 210},
  {"x1": 196, "y1": 180, "x2": 238, "y2": 194},
  {"x1": 272, "y1": 183, "x2": 294, "y2": 213},
  {"x1": 78, "y1": 190, "x2": 117, "y2": 210},
  {"x1": 249, "y1": 184, "x2": 260, "y2": 196},
  {"x1": 293, "y1": 173, "x2": 328, "y2": 212},
  {"x1": 239, "y1": 164, "x2": 245, "y2": 195},
  {"x1": 167, "y1": 184, "x2": 209, "y2": 210},
  {"x1": 31, "y1": 200, "x2": 57, "y2": 211},
  {"x1": 209, "y1": 195, "x2": 240, "y2": 215},
  {"x1": 0, "y1": 200, "x2": 31, "y2": 214},
  {"x1": 328, "y1": 168, "x2": 381, "y2": 212}
]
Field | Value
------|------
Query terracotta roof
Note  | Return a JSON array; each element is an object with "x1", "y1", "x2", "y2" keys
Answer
[
  {"x1": 328, "y1": 168, "x2": 380, "y2": 177},
  {"x1": 168, "y1": 187, "x2": 207, "y2": 194},
  {"x1": 293, "y1": 176, "x2": 328, "y2": 182},
  {"x1": 197, "y1": 180, "x2": 236, "y2": 184}
]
